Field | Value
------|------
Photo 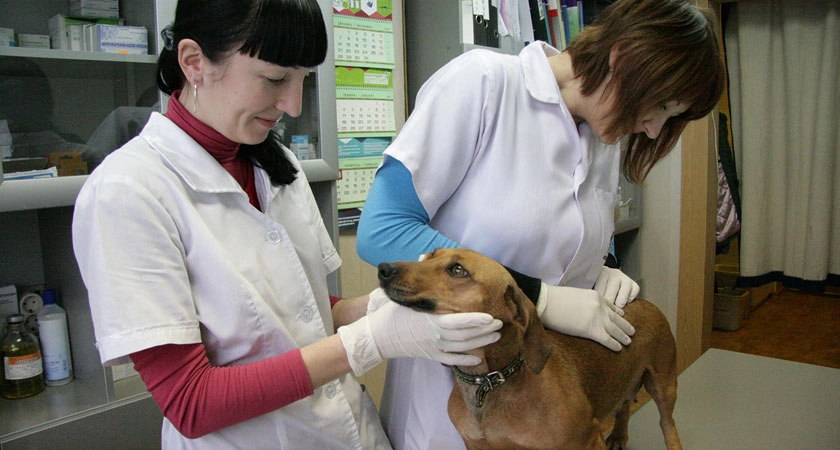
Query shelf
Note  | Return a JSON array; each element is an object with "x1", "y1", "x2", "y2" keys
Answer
[
  {"x1": 0, "y1": 176, "x2": 88, "y2": 212},
  {"x1": 0, "y1": 161, "x2": 336, "y2": 213},
  {"x1": 0, "y1": 46, "x2": 157, "y2": 64},
  {"x1": 615, "y1": 216, "x2": 642, "y2": 235},
  {"x1": 0, "y1": 371, "x2": 148, "y2": 441}
]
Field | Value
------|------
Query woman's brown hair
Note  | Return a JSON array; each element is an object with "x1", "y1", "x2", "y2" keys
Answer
[{"x1": 567, "y1": 0, "x2": 725, "y2": 183}]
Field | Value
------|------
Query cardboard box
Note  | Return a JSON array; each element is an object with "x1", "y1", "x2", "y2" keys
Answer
[
  {"x1": 0, "y1": 27, "x2": 15, "y2": 47},
  {"x1": 2, "y1": 157, "x2": 49, "y2": 173},
  {"x1": 16, "y1": 33, "x2": 50, "y2": 49},
  {"x1": 87, "y1": 24, "x2": 148, "y2": 55},
  {"x1": 71, "y1": 8, "x2": 120, "y2": 19},
  {"x1": 48, "y1": 151, "x2": 88, "y2": 176},
  {"x1": 71, "y1": 0, "x2": 119, "y2": 10},
  {"x1": 49, "y1": 14, "x2": 119, "y2": 50},
  {"x1": 70, "y1": 0, "x2": 120, "y2": 19}
]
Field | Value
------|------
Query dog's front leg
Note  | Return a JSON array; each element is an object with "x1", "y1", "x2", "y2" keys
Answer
[{"x1": 604, "y1": 401, "x2": 630, "y2": 449}]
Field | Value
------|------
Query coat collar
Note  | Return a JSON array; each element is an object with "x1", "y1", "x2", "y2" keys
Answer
[
  {"x1": 520, "y1": 41, "x2": 564, "y2": 105},
  {"x1": 140, "y1": 112, "x2": 256, "y2": 195}
]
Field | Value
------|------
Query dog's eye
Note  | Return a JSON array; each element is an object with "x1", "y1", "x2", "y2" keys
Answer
[{"x1": 447, "y1": 263, "x2": 469, "y2": 278}]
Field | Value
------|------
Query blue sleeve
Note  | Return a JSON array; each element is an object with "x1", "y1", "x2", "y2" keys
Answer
[{"x1": 356, "y1": 157, "x2": 459, "y2": 266}]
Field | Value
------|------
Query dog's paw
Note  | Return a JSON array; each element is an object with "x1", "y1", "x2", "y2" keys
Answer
[{"x1": 605, "y1": 433, "x2": 629, "y2": 450}]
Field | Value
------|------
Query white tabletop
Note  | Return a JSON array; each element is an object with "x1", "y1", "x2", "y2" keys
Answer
[{"x1": 626, "y1": 348, "x2": 840, "y2": 450}]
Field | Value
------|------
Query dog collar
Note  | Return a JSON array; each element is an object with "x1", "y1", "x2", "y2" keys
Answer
[{"x1": 451, "y1": 355, "x2": 524, "y2": 408}]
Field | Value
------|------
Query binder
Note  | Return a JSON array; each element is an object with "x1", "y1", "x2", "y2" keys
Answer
[
  {"x1": 473, "y1": 13, "x2": 487, "y2": 46},
  {"x1": 562, "y1": 0, "x2": 582, "y2": 43},
  {"x1": 528, "y1": 0, "x2": 549, "y2": 42},
  {"x1": 486, "y1": 2, "x2": 500, "y2": 48},
  {"x1": 472, "y1": 0, "x2": 488, "y2": 46},
  {"x1": 547, "y1": 0, "x2": 566, "y2": 49}
]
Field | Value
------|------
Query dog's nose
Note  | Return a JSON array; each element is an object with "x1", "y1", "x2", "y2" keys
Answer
[{"x1": 378, "y1": 263, "x2": 398, "y2": 281}]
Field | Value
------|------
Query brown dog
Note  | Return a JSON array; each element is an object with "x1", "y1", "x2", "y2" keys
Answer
[{"x1": 378, "y1": 248, "x2": 682, "y2": 450}]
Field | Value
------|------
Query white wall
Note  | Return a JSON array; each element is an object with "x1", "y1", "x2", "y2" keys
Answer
[{"x1": 639, "y1": 139, "x2": 683, "y2": 334}]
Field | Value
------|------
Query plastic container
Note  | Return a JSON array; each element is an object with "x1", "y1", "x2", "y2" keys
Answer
[
  {"x1": 713, "y1": 288, "x2": 752, "y2": 331},
  {"x1": 37, "y1": 290, "x2": 73, "y2": 386},
  {"x1": 1, "y1": 314, "x2": 45, "y2": 399}
]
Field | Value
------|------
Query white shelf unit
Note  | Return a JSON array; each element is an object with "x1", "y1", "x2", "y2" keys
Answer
[
  {"x1": 0, "y1": 1, "x2": 173, "y2": 446},
  {"x1": 0, "y1": 0, "x2": 339, "y2": 447}
]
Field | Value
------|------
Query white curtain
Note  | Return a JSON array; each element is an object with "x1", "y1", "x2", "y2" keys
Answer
[{"x1": 725, "y1": 0, "x2": 840, "y2": 290}]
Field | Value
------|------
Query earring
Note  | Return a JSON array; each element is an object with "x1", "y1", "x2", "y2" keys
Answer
[{"x1": 192, "y1": 83, "x2": 198, "y2": 114}]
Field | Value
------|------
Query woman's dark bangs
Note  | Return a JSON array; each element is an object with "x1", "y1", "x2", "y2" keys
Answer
[{"x1": 241, "y1": 0, "x2": 327, "y2": 68}]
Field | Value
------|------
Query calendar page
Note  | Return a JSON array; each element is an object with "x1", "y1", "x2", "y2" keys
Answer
[
  {"x1": 337, "y1": 99, "x2": 395, "y2": 136},
  {"x1": 337, "y1": 137, "x2": 391, "y2": 209},
  {"x1": 334, "y1": 28, "x2": 395, "y2": 67},
  {"x1": 333, "y1": 4, "x2": 395, "y2": 69}
]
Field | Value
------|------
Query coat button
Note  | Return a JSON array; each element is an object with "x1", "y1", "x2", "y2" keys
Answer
[
  {"x1": 265, "y1": 229, "x2": 282, "y2": 244},
  {"x1": 324, "y1": 382, "x2": 337, "y2": 399},
  {"x1": 299, "y1": 306, "x2": 314, "y2": 322}
]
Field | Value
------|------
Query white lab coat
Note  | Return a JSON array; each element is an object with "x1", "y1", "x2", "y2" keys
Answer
[
  {"x1": 72, "y1": 113, "x2": 391, "y2": 450},
  {"x1": 379, "y1": 42, "x2": 620, "y2": 449}
]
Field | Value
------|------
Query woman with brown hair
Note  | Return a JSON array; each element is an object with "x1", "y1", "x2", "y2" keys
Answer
[{"x1": 356, "y1": 0, "x2": 725, "y2": 448}]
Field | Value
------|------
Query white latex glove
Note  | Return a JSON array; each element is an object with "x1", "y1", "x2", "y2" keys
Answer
[
  {"x1": 594, "y1": 267, "x2": 641, "y2": 308},
  {"x1": 537, "y1": 283, "x2": 635, "y2": 352},
  {"x1": 338, "y1": 288, "x2": 503, "y2": 376},
  {"x1": 366, "y1": 285, "x2": 392, "y2": 313}
]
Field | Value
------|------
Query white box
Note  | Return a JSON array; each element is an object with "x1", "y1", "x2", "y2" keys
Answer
[
  {"x1": 291, "y1": 135, "x2": 310, "y2": 160},
  {"x1": 91, "y1": 24, "x2": 148, "y2": 55},
  {"x1": 50, "y1": 15, "x2": 93, "y2": 50},
  {"x1": 17, "y1": 33, "x2": 50, "y2": 49},
  {"x1": 71, "y1": 0, "x2": 119, "y2": 9},
  {"x1": 50, "y1": 14, "x2": 123, "y2": 50},
  {"x1": 70, "y1": 0, "x2": 120, "y2": 18},
  {"x1": 0, "y1": 27, "x2": 15, "y2": 47},
  {"x1": 69, "y1": 25, "x2": 84, "y2": 51},
  {"x1": 70, "y1": 8, "x2": 120, "y2": 19}
]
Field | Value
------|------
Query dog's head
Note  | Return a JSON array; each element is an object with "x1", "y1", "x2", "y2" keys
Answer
[{"x1": 378, "y1": 248, "x2": 551, "y2": 373}]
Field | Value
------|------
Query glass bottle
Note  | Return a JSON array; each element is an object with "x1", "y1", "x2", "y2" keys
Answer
[{"x1": 1, "y1": 314, "x2": 45, "y2": 399}]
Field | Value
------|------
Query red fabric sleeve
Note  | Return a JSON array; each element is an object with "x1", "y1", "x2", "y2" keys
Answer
[
  {"x1": 130, "y1": 343, "x2": 313, "y2": 439},
  {"x1": 329, "y1": 295, "x2": 342, "y2": 308}
]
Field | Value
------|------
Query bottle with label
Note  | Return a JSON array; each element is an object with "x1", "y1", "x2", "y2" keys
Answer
[
  {"x1": 37, "y1": 289, "x2": 73, "y2": 386},
  {"x1": 1, "y1": 314, "x2": 45, "y2": 399}
]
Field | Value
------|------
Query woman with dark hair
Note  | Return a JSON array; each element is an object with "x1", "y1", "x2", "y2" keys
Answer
[
  {"x1": 356, "y1": 0, "x2": 726, "y2": 448},
  {"x1": 72, "y1": 1, "x2": 501, "y2": 448}
]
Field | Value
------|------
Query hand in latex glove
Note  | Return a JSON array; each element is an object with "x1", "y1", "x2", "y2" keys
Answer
[
  {"x1": 366, "y1": 285, "x2": 392, "y2": 313},
  {"x1": 594, "y1": 267, "x2": 640, "y2": 308},
  {"x1": 537, "y1": 283, "x2": 635, "y2": 352},
  {"x1": 338, "y1": 288, "x2": 502, "y2": 376}
]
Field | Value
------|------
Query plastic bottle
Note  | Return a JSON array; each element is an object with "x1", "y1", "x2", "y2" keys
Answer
[
  {"x1": 37, "y1": 290, "x2": 73, "y2": 386},
  {"x1": 1, "y1": 314, "x2": 45, "y2": 399}
]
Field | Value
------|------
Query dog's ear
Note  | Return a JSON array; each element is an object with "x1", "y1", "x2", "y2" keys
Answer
[{"x1": 506, "y1": 284, "x2": 552, "y2": 374}]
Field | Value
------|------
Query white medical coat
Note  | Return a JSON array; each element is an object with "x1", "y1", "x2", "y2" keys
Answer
[
  {"x1": 72, "y1": 113, "x2": 390, "y2": 450},
  {"x1": 380, "y1": 42, "x2": 621, "y2": 449}
]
